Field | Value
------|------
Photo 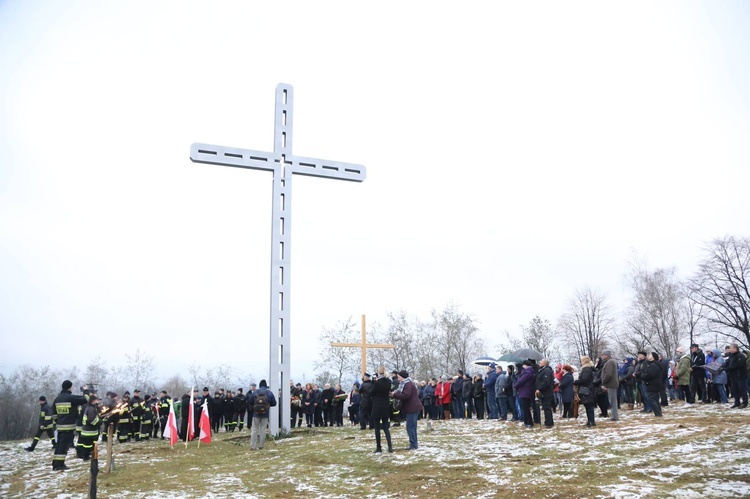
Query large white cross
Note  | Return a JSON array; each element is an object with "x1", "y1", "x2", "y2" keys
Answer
[{"x1": 190, "y1": 83, "x2": 366, "y2": 435}]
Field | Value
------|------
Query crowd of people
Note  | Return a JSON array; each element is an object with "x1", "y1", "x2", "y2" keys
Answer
[
  {"x1": 27, "y1": 380, "x2": 278, "y2": 470},
  {"x1": 340, "y1": 342, "x2": 750, "y2": 433},
  {"x1": 25, "y1": 342, "x2": 749, "y2": 468}
]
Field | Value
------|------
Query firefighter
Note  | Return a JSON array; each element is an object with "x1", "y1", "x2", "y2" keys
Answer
[
  {"x1": 77, "y1": 394, "x2": 100, "y2": 460},
  {"x1": 26, "y1": 395, "x2": 56, "y2": 451},
  {"x1": 223, "y1": 391, "x2": 236, "y2": 432},
  {"x1": 235, "y1": 388, "x2": 247, "y2": 431},
  {"x1": 130, "y1": 391, "x2": 143, "y2": 441},
  {"x1": 140, "y1": 394, "x2": 153, "y2": 440},
  {"x1": 117, "y1": 393, "x2": 132, "y2": 443},
  {"x1": 51, "y1": 380, "x2": 89, "y2": 471},
  {"x1": 158, "y1": 390, "x2": 170, "y2": 439}
]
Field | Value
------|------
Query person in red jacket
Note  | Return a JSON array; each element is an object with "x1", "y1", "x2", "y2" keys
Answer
[{"x1": 434, "y1": 375, "x2": 451, "y2": 420}]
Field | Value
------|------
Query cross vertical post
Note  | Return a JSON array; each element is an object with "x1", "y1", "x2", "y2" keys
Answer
[{"x1": 190, "y1": 84, "x2": 366, "y2": 435}]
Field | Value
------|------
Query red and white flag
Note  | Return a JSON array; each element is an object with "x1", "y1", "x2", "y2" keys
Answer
[
  {"x1": 162, "y1": 398, "x2": 179, "y2": 448},
  {"x1": 199, "y1": 399, "x2": 211, "y2": 444},
  {"x1": 187, "y1": 387, "x2": 195, "y2": 442}
]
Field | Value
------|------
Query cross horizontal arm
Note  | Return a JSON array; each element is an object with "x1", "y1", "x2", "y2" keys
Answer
[
  {"x1": 290, "y1": 155, "x2": 366, "y2": 182},
  {"x1": 190, "y1": 143, "x2": 277, "y2": 173}
]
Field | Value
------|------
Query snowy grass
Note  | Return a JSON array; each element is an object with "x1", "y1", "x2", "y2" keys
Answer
[{"x1": 1, "y1": 403, "x2": 749, "y2": 498}]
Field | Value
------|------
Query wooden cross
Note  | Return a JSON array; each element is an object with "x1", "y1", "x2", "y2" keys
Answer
[{"x1": 331, "y1": 315, "x2": 394, "y2": 376}]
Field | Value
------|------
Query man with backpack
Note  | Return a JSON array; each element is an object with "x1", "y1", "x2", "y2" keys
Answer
[{"x1": 246, "y1": 379, "x2": 277, "y2": 450}]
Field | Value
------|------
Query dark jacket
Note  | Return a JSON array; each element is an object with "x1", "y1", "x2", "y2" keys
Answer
[
  {"x1": 320, "y1": 387, "x2": 335, "y2": 409},
  {"x1": 359, "y1": 379, "x2": 374, "y2": 409},
  {"x1": 725, "y1": 351, "x2": 748, "y2": 380},
  {"x1": 39, "y1": 402, "x2": 54, "y2": 430},
  {"x1": 574, "y1": 366, "x2": 596, "y2": 405},
  {"x1": 51, "y1": 390, "x2": 89, "y2": 431},
  {"x1": 535, "y1": 365, "x2": 555, "y2": 397},
  {"x1": 514, "y1": 367, "x2": 536, "y2": 399},
  {"x1": 246, "y1": 387, "x2": 277, "y2": 418},
  {"x1": 471, "y1": 379, "x2": 485, "y2": 400},
  {"x1": 640, "y1": 360, "x2": 663, "y2": 392},
  {"x1": 559, "y1": 372, "x2": 574, "y2": 403},
  {"x1": 370, "y1": 375, "x2": 392, "y2": 420},
  {"x1": 451, "y1": 376, "x2": 463, "y2": 397},
  {"x1": 392, "y1": 379, "x2": 423, "y2": 414},
  {"x1": 462, "y1": 376, "x2": 473, "y2": 399},
  {"x1": 484, "y1": 370, "x2": 498, "y2": 392}
]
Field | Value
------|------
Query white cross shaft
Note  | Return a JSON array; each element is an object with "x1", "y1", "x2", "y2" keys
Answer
[{"x1": 190, "y1": 83, "x2": 366, "y2": 435}]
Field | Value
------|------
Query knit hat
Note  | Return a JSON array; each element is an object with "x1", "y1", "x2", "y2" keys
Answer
[
  {"x1": 398, "y1": 370, "x2": 409, "y2": 379},
  {"x1": 637, "y1": 351, "x2": 647, "y2": 357},
  {"x1": 489, "y1": 362, "x2": 496, "y2": 369},
  {"x1": 651, "y1": 351, "x2": 659, "y2": 360},
  {"x1": 62, "y1": 380, "x2": 73, "y2": 390},
  {"x1": 39, "y1": 395, "x2": 46, "y2": 402},
  {"x1": 259, "y1": 380, "x2": 268, "y2": 388}
]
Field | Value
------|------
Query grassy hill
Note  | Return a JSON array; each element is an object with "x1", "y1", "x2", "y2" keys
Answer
[{"x1": 1, "y1": 404, "x2": 749, "y2": 498}]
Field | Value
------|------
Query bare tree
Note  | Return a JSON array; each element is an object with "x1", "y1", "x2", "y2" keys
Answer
[
  {"x1": 625, "y1": 261, "x2": 685, "y2": 357},
  {"x1": 83, "y1": 356, "x2": 111, "y2": 393},
  {"x1": 519, "y1": 316, "x2": 560, "y2": 361},
  {"x1": 682, "y1": 282, "x2": 708, "y2": 347},
  {"x1": 121, "y1": 348, "x2": 157, "y2": 391},
  {"x1": 314, "y1": 317, "x2": 360, "y2": 385},
  {"x1": 429, "y1": 302, "x2": 484, "y2": 376},
  {"x1": 161, "y1": 374, "x2": 189, "y2": 398},
  {"x1": 690, "y1": 236, "x2": 750, "y2": 347},
  {"x1": 558, "y1": 287, "x2": 615, "y2": 360}
]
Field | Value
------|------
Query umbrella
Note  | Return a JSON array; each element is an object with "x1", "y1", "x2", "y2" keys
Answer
[
  {"x1": 497, "y1": 353, "x2": 525, "y2": 363},
  {"x1": 512, "y1": 348, "x2": 543, "y2": 361},
  {"x1": 472, "y1": 356, "x2": 498, "y2": 366},
  {"x1": 696, "y1": 360, "x2": 724, "y2": 376}
]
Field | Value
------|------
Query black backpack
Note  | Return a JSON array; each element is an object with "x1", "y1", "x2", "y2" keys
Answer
[{"x1": 254, "y1": 391, "x2": 270, "y2": 416}]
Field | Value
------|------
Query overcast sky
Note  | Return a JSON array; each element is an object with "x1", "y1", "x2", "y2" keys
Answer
[{"x1": 1, "y1": 1, "x2": 749, "y2": 384}]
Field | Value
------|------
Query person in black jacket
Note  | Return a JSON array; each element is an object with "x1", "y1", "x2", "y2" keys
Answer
[
  {"x1": 471, "y1": 374, "x2": 485, "y2": 419},
  {"x1": 320, "y1": 383, "x2": 335, "y2": 427},
  {"x1": 235, "y1": 388, "x2": 247, "y2": 431},
  {"x1": 690, "y1": 344, "x2": 707, "y2": 403},
  {"x1": 51, "y1": 381, "x2": 89, "y2": 471},
  {"x1": 26, "y1": 395, "x2": 56, "y2": 451},
  {"x1": 371, "y1": 367, "x2": 393, "y2": 453},
  {"x1": 638, "y1": 351, "x2": 663, "y2": 417},
  {"x1": 535, "y1": 359, "x2": 555, "y2": 428},
  {"x1": 574, "y1": 357, "x2": 597, "y2": 427},
  {"x1": 724, "y1": 343, "x2": 748, "y2": 408},
  {"x1": 359, "y1": 374, "x2": 373, "y2": 429}
]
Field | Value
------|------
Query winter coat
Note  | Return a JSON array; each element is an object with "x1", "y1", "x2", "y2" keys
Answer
[
  {"x1": 435, "y1": 381, "x2": 451, "y2": 405},
  {"x1": 246, "y1": 388, "x2": 277, "y2": 419},
  {"x1": 371, "y1": 375, "x2": 393, "y2": 420},
  {"x1": 302, "y1": 389, "x2": 316, "y2": 415},
  {"x1": 675, "y1": 355, "x2": 691, "y2": 386},
  {"x1": 451, "y1": 377, "x2": 464, "y2": 397},
  {"x1": 392, "y1": 379, "x2": 423, "y2": 415},
  {"x1": 601, "y1": 358, "x2": 619, "y2": 389},
  {"x1": 640, "y1": 360, "x2": 663, "y2": 393},
  {"x1": 711, "y1": 351, "x2": 728, "y2": 384},
  {"x1": 495, "y1": 372, "x2": 508, "y2": 399},
  {"x1": 423, "y1": 383, "x2": 436, "y2": 404},
  {"x1": 320, "y1": 387, "x2": 335, "y2": 410},
  {"x1": 462, "y1": 377, "x2": 473, "y2": 399},
  {"x1": 725, "y1": 351, "x2": 748, "y2": 380},
  {"x1": 471, "y1": 379, "x2": 485, "y2": 400},
  {"x1": 535, "y1": 365, "x2": 555, "y2": 398},
  {"x1": 574, "y1": 366, "x2": 596, "y2": 405},
  {"x1": 360, "y1": 379, "x2": 374, "y2": 409},
  {"x1": 559, "y1": 372, "x2": 574, "y2": 403},
  {"x1": 514, "y1": 367, "x2": 536, "y2": 399},
  {"x1": 484, "y1": 370, "x2": 498, "y2": 393}
]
